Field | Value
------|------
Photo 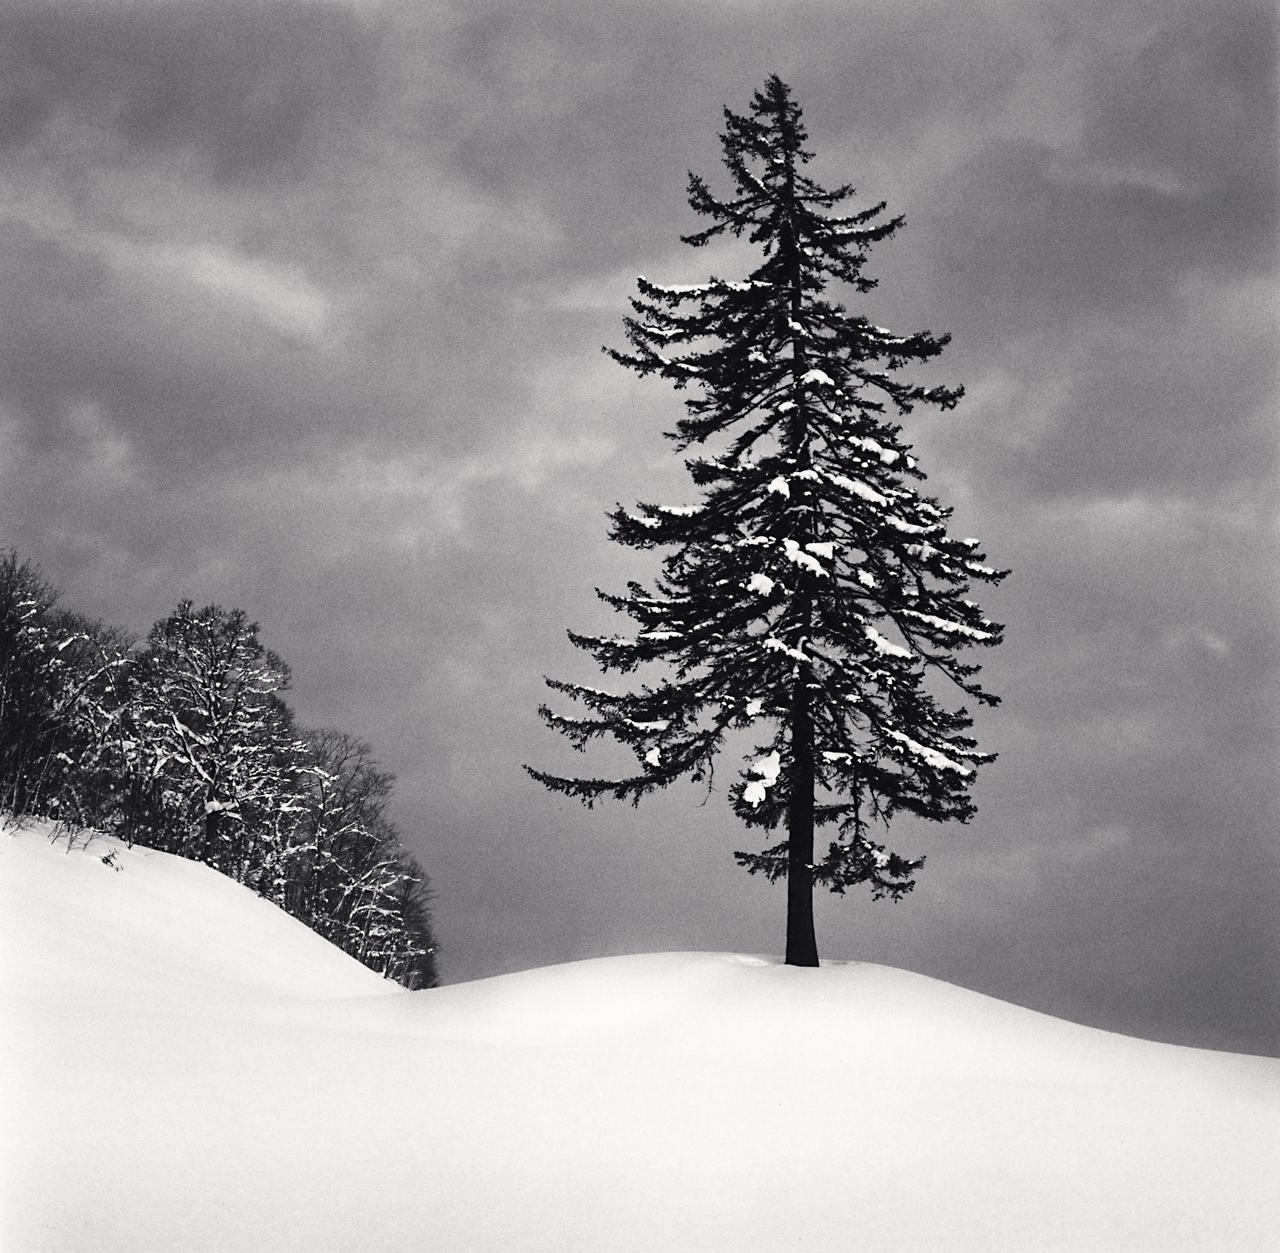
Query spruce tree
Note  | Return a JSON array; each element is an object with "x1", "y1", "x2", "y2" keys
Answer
[{"x1": 527, "y1": 76, "x2": 1006, "y2": 966}]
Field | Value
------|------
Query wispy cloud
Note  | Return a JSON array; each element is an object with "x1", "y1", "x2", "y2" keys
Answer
[{"x1": 102, "y1": 239, "x2": 338, "y2": 346}]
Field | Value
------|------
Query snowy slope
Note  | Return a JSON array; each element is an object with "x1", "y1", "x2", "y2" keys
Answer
[{"x1": 3, "y1": 820, "x2": 1278, "y2": 1253}]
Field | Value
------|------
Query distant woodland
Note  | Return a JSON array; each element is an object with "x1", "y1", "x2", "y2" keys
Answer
[{"x1": 0, "y1": 550, "x2": 437, "y2": 989}]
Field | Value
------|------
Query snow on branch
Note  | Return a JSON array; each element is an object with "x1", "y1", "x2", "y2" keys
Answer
[{"x1": 886, "y1": 730, "x2": 972, "y2": 777}]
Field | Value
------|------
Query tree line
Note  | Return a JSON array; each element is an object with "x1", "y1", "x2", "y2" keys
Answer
[{"x1": 0, "y1": 550, "x2": 437, "y2": 989}]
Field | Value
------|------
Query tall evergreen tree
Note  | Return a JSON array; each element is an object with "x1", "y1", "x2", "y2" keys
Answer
[{"x1": 528, "y1": 77, "x2": 1006, "y2": 965}]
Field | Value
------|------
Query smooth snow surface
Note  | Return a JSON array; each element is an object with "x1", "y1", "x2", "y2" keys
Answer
[{"x1": 3, "y1": 821, "x2": 1278, "y2": 1252}]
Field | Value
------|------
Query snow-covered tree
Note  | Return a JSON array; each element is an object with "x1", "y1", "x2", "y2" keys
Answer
[
  {"x1": 0, "y1": 551, "x2": 128, "y2": 824},
  {"x1": 283, "y1": 728, "x2": 390, "y2": 930},
  {"x1": 528, "y1": 77, "x2": 1006, "y2": 965},
  {"x1": 125, "y1": 602, "x2": 308, "y2": 888},
  {"x1": 0, "y1": 557, "x2": 440, "y2": 987},
  {"x1": 380, "y1": 854, "x2": 439, "y2": 990},
  {"x1": 287, "y1": 728, "x2": 438, "y2": 987},
  {"x1": 1, "y1": 551, "x2": 77, "y2": 817}
]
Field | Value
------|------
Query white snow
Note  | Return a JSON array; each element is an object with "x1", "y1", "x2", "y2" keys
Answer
[
  {"x1": 886, "y1": 729, "x2": 973, "y2": 776},
  {"x1": 885, "y1": 513, "x2": 930, "y2": 536},
  {"x1": 746, "y1": 572, "x2": 776, "y2": 596},
  {"x1": 849, "y1": 435, "x2": 900, "y2": 465},
  {"x1": 763, "y1": 636, "x2": 809, "y2": 663},
  {"x1": 782, "y1": 538, "x2": 826, "y2": 575},
  {"x1": 864, "y1": 624, "x2": 913, "y2": 659},
  {"x1": 766, "y1": 475, "x2": 790, "y2": 497},
  {"x1": 3, "y1": 818, "x2": 1278, "y2": 1253},
  {"x1": 643, "y1": 280, "x2": 711, "y2": 295},
  {"x1": 828, "y1": 470, "x2": 890, "y2": 506},
  {"x1": 741, "y1": 750, "x2": 782, "y2": 806},
  {"x1": 903, "y1": 609, "x2": 995, "y2": 641}
]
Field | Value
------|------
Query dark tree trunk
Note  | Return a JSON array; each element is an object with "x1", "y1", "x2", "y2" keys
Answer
[
  {"x1": 204, "y1": 804, "x2": 219, "y2": 868},
  {"x1": 785, "y1": 668, "x2": 819, "y2": 966},
  {"x1": 781, "y1": 128, "x2": 818, "y2": 968}
]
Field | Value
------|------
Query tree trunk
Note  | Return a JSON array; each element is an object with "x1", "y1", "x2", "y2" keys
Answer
[
  {"x1": 204, "y1": 803, "x2": 220, "y2": 869},
  {"x1": 785, "y1": 667, "x2": 819, "y2": 966},
  {"x1": 779, "y1": 128, "x2": 819, "y2": 968}
]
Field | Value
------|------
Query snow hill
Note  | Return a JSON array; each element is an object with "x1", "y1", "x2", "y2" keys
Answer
[{"x1": 3, "y1": 820, "x2": 1278, "y2": 1252}]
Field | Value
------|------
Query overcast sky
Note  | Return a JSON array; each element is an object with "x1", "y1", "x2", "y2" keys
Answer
[{"x1": 2, "y1": 0, "x2": 1276, "y2": 1053}]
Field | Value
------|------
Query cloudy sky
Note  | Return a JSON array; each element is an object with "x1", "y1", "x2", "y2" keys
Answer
[{"x1": 2, "y1": 0, "x2": 1275, "y2": 1053}]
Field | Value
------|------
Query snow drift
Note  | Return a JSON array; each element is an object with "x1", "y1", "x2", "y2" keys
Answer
[{"x1": 3, "y1": 820, "x2": 1278, "y2": 1252}]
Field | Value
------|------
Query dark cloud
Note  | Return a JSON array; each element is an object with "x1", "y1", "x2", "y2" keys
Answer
[
  {"x1": 1019, "y1": 295, "x2": 1277, "y2": 500},
  {"x1": 1078, "y1": 3, "x2": 1278, "y2": 220},
  {"x1": 408, "y1": 0, "x2": 1045, "y2": 278},
  {"x1": 930, "y1": 143, "x2": 1270, "y2": 349},
  {"x1": 0, "y1": 0, "x2": 379, "y2": 181}
]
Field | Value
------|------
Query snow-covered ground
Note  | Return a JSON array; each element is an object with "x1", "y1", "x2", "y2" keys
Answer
[{"x1": 3, "y1": 820, "x2": 1277, "y2": 1252}]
